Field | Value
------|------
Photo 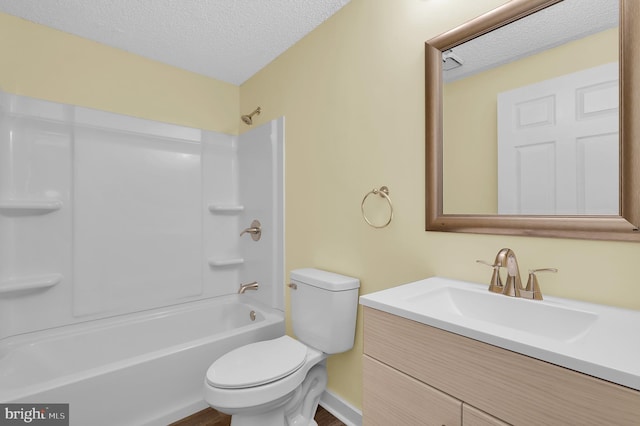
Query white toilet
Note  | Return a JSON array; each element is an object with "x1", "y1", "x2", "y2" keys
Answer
[{"x1": 203, "y1": 268, "x2": 360, "y2": 426}]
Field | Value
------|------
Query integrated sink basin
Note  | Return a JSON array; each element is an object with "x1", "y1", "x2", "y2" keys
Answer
[
  {"x1": 360, "y1": 277, "x2": 640, "y2": 391},
  {"x1": 409, "y1": 285, "x2": 598, "y2": 342}
]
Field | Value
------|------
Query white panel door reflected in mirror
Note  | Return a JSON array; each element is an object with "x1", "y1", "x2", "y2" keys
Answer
[{"x1": 497, "y1": 62, "x2": 619, "y2": 215}]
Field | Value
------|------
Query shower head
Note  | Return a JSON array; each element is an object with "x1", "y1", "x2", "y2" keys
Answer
[{"x1": 241, "y1": 107, "x2": 261, "y2": 125}]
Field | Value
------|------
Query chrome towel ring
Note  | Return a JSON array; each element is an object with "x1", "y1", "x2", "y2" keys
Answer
[{"x1": 361, "y1": 186, "x2": 393, "y2": 228}]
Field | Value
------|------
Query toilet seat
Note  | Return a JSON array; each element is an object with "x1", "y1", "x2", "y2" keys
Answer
[
  {"x1": 206, "y1": 336, "x2": 308, "y2": 389},
  {"x1": 204, "y1": 337, "x2": 327, "y2": 412}
]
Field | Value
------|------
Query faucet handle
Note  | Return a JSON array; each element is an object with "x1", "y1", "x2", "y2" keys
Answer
[
  {"x1": 476, "y1": 260, "x2": 503, "y2": 293},
  {"x1": 525, "y1": 268, "x2": 557, "y2": 300},
  {"x1": 240, "y1": 220, "x2": 262, "y2": 241},
  {"x1": 529, "y1": 268, "x2": 558, "y2": 274}
]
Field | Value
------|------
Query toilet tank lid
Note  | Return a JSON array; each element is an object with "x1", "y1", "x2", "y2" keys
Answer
[{"x1": 290, "y1": 268, "x2": 360, "y2": 291}]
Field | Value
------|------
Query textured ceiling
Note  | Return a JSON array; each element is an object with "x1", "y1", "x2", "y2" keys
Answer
[
  {"x1": 0, "y1": 0, "x2": 351, "y2": 85},
  {"x1": 444, "y1": 0, "x2": 619, "y2": 83}
]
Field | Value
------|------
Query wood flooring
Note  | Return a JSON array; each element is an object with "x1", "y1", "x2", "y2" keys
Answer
[{"x1": 169, "y1": 405, "x2": 346, "y2": 426}]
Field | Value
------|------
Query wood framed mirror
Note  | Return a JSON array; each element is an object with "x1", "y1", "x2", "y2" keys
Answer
[{"x1": 425, "y1": 0, "x2": 640, "y2": 241}]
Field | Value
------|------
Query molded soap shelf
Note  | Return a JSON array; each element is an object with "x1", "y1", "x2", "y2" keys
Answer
[
  {"x1": 208, "y1": 258, "x2": 245, "y2": 267},
  {"x1": 208, "y1": 204, "x2": 244, "y2": 214},
  {"x1": 0, "y1": 199, "x2": 63, "y2": 215},
  {"x1": 0, "y1": 273, "x2": 62, "y2": 295}
]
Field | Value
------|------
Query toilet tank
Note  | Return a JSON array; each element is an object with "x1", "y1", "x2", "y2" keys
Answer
[{"x1": 290, "y1": 268, "x2": 360, "y2": 354}]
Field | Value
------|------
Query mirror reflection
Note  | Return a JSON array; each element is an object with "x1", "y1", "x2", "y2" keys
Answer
[{"x1": 442, "y1": 0, "x2": 619, "y2": 215}]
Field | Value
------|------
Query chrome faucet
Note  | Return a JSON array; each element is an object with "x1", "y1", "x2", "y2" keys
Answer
[{"x1": 238, "y1": 281, "x2": 259, "y2": 294}]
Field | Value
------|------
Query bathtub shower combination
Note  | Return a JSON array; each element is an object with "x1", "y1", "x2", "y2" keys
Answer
[{"x1": 0, "y1": 91, "x2": 285, "y2": 425}]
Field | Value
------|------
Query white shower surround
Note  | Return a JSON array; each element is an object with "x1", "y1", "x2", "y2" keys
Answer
[{"x1": 0, "y1": 90, "x2": 284, "y2": 341}]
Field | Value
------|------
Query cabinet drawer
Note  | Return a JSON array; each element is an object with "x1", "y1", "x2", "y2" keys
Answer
[
  {"x1": 363, "y1": 307, "x2": 640, "y2": 426},
  {"x1": 363, "y1": 355, "x2": 461, "y2": 426},
  {"x1": 463, "y1": 405, "x2": 509, "y2": 426}
]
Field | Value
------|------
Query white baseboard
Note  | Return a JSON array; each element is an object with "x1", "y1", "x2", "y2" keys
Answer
[{"x1": 319, "y1": 389, "x2": 362, "y2": 426}]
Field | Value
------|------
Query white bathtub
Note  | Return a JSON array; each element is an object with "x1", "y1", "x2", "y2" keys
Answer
[{"x1": 0, "y1": 295, "x2": 285, "y2": 425}]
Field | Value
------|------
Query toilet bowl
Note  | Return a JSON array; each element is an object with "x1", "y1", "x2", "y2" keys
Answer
[
  {"x1": 203, "y1": 268, "x2": 360, "y2": 426},
  {"x1": 204, "y1": 336, "x2": 327, "y2": 426}
]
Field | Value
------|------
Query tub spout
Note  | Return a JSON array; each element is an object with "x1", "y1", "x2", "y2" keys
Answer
[{"x1": 238, "y1": 281, "x2": 259, "y2": 294}]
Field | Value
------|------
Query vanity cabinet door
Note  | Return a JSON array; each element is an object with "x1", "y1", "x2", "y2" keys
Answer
[
  {"x1": 363, "y1": 355, "x2": 462, "y2": 426},
  {"x1": 463, "y1": 405, "x2": 509, "y2": 426}
]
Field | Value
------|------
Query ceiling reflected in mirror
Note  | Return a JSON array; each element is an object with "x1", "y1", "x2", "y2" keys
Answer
[{"x1": 443, "y1": 0, "x2": 618, "y2": 83}]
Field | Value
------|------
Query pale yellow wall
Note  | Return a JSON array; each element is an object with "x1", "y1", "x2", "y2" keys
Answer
[
  {"x1": 240, "y1": 0, "x2": 640, "y2": 411},
  {"x1": 443, "y1": 28, "x2": 618, "y2": 214},
  {"x1": 0, "y1": 13, "x2": 239, "y2": 133}
]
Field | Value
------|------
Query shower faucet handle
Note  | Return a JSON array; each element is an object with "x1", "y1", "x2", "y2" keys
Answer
[{"x1": 240, "y1": 220, "x2": 262, "y2": 241}]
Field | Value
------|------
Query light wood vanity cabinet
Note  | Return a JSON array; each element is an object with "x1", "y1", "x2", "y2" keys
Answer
[
  {"x1": 362, "y1": 307, "x2": 640, "y2": 426},
  {"x1": 462, "y1": 405, "x2": 509, "y2": 426},
  {"x1": 363, "y1": 356, "x2": 462, "y2": 426}
]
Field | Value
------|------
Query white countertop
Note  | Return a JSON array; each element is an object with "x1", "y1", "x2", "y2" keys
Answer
[{"x1": 360, "y1": 276, "x2": 640, "y2": 391}]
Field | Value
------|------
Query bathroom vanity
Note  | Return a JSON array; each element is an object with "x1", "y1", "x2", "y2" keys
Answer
[{"x1": 360, "y1": 278, "x2": 640, "y2": 425}]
